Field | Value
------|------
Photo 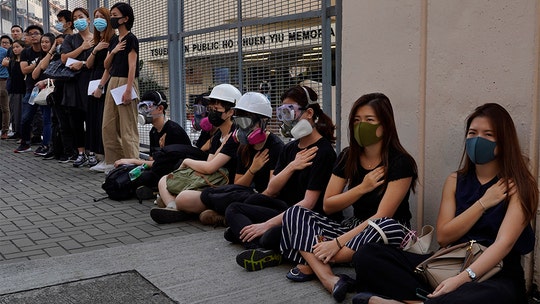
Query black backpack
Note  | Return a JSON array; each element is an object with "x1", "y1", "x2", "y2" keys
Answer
[{"x1": 101, "y1": 164, "x2": 138, "y2": 201}]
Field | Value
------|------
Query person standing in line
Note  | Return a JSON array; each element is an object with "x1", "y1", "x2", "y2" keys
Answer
[
  {"x1": 100, "y1": 2, "x2": 139, "y2": 173},
  {"x1": 14, "y1": 25, "x2": 45, "y2": 153},
  {"x1": 4, "y1": 26, "x2": 23, "y2": 141},
  {"x1": 5, "y1": 40, "x2": 25, "y2": 142},
  {"x1": 0, "y1": 35, "x2": 11, "y2": 139},
  {"x1": 60, "y1": 7, "x2": 94, "y2": 167},
  {"x1": 85, "y1": 7, "x2": 115, "y2": 170},
  {"x1": 47, "y1": 10, "x2": 77, "y2": 163}
]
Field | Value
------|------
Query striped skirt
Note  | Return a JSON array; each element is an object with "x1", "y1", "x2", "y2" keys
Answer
[{"x1": 280, "y1": 205, "x2": 407, "y2": 264}]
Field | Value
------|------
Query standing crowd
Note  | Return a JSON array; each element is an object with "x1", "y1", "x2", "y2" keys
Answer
[{"x1": 0, "y1": 3, "x2": 537, "y2": 303}]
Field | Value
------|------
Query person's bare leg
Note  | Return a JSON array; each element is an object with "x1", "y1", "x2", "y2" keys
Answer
[
  {"x1": 175, "y1": 190, "x2": 206, "y2": 213},
  {"x1": 300, "y1": 251, "x2": 340, "y2": 293},
  {"x1": 157, "y1": 175, "x2": 176, "y2": 208}
]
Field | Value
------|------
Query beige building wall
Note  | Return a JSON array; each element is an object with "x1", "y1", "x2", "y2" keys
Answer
[{"x1": 342, "y1": 0, "x2": 540, "y2": 287}]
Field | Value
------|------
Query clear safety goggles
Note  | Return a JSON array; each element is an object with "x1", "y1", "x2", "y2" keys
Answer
[
  {"x1": 138, "y1": 101, "x2": 157, "y2": 115},
  {"x1": 276, "y1": 104, "x2": 304, "y2": 123},
  {"x1": 193, "y1": 104, "x2": 206, "y2": 116},
  {"x1": 233, "y1": 116, "x2": 255, "y2": 130}
]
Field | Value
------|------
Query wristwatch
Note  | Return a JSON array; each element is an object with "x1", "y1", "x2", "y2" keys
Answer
[
  {"x1": 97, "y1": 84, "x2": 104, "y2": 90},
  {"x1": 465, "y1": 268, "x2": 477, "y2": 281},
  {"x1": 82, "y1": 61, "x2": 86, "y2": 67}
]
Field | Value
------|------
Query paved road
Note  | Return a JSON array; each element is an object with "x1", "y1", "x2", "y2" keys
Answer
[{"x1": 0, "y1": 139, "x2": 213, "y2": 264}]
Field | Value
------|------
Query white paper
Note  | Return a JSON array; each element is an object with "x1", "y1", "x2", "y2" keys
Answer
[
  {"x1": 65, "y1": 57, "x2": 80, "y2": 67},
  {"x1": 87, "y1": 80, "x2": 102, "y2": 96},
  {"x1": 110, "y1": 84, "x2": 138, "y2": 105}
]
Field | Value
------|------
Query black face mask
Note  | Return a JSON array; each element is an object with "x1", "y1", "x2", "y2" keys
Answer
[
  {"x1": 110, "y1": 17, "x2": 122, "y2": 29},
  {"x1": 207, "y1": 110, "x2": 226, "y2": 127}
]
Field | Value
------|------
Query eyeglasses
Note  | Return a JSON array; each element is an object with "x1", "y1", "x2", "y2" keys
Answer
[
  {"x1": 276, "y1": 104, "x2": 304, "y2": 122},
  {"x1": 28, "y1": 32, "x2": 41, "y2": 37}
]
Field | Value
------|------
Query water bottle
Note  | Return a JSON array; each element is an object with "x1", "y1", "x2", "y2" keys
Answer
[
  {"x1": 128, "y1": 163, "x2": 149, "y2": 181},
  {"x1": 28, "y1": 86, "x2": 39, "y2": 105}
]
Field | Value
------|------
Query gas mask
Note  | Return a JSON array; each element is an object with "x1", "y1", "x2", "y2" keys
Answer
[
  {"x1": 191, "y1": 104, "x2": 213, "y2": 132},
  {"x1": 277, "y1": 103, "x2": 312, "y2": 139},
  {"x1": 137, "y1": 101, "x2": 157, "y2": 125},
  {"x1": 232, "y1": 116, "x2": 267, "y2": 145}
]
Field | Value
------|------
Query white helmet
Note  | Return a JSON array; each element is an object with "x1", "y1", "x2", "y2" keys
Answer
[
  {"x1": 234, "y1": 92, "x2": 272, "y2": 118},
  {"x1": 205, "y1": 84, "x2": 242, "y2": 104}
]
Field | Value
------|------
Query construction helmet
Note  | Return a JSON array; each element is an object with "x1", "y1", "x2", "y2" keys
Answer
[
  {"x1": 234, "y1": 92, "x2": 272, "y2": 118},
  {"x1": 205, "y1": 84, "x2": 242, "y2": 104}
]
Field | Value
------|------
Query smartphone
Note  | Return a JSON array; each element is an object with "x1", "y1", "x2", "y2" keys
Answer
[{"x1": 415, "y1": 288, "x2": 430, "y2": 301}]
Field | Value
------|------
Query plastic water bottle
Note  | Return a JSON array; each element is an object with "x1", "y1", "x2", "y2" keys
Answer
[
  {"x1": 28, "y1": 86, "x2": 39, "y2": 105},
  {"x1": 128, "y1": 163, "x2": 149, "y2": 181}
]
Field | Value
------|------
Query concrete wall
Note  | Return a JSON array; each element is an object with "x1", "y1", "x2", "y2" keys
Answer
[{"x1": 342, "y1": 0, "x2": 540, "y2": 287}]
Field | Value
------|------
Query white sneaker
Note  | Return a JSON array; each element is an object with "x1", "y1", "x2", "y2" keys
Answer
[{"x1": 90, "y1": 161, "x2": 114, "y2": 173}]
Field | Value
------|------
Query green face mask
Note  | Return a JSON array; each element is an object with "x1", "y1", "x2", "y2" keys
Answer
[{"x1": 354, "y1": 122, "x2": 382, "y2": 147}]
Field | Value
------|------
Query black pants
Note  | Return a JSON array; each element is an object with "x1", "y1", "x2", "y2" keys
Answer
[
  {"x1": 353, "y1": 243, "x2": 527, "y2": 304},
  {"x1": 225, "y1": 193, "x2": 289, "y2": 250},
  {"x1": 56, "y1": 104, "x2": 75, "y2": 156}
]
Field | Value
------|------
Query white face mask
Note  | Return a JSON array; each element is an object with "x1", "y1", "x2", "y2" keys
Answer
[{"x1": 290, "y1": 119, "x2": 313, "y2": 139}]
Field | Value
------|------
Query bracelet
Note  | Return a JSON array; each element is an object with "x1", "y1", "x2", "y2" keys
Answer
[
  {"x1": 48, "y1": 52, "x2": 53, "y2": 56},
  {"x1": 91, "y1": 51, "x2": 96, "y2": 56},
  {"x1": 335, "y1": 237, "x2": 343, "y2": 249},
  {"x1": 478, "y1": 199, "x2": 487, "y2": 212},
  {"x1": 247, "y1": 168, "x2": 255, "y2": 175}
]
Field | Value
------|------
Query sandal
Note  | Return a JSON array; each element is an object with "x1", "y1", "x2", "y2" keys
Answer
[{"x1": 286, "y1": 267, "x2": 316, "y2": 282}]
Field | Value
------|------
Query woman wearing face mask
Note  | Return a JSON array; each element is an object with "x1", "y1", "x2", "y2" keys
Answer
[
  {"x1": 60, "y1": 7, "x2": 94, "y2": 167},
  {"x1": 351, "y1": 103, "x2": 537, "y2": 304},
  {"x1": 101, "y1": 2, "x2": 139, "y2": 172},
  {"x1": 279, "y1": 93, "x2": 418, "y2": 302},
  {"x1": 152, "y1": 92, "x2": 284, "y2": 226},
  {"x1": 85, "y1": 7, "x2": 115, "y2": 171},
  {"x1": 230, "y1": 86, "x2": 338, "y2": 271}
]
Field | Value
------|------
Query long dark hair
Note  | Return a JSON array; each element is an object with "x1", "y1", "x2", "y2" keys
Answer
[
  {"x1": 280, "y1": 85, "x2": 335, "y2": 143},
  {"x1": 458, "y1": 103, "x2": 538, "y2": 222},
  {"x1": 344, "y1": 93, "x2": 417, "y2": 192}
]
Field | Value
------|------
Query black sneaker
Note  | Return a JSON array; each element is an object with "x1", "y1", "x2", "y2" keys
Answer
[
  {"x1": 235, "y1": 248, "x2": 282, "y2": 271},
  {"x1": 14, "y1": 143, "x2": 32, "y2": 153},
  {"x1": 87, "y1": 153, "x2": 98, "y2": 167},
  {"x1": 150, "y1": 207, "x2": 192, "y2": 224},
  {"x1": 42, "y1": 150, "x2": 57, "y2": 160},
  {"x1": 73, "y1": 153, "x2": 88, "y2": 167},
  {"x1": 34, "y1": 145, "x2": 49, "y2": 156},
  {"x1": 7, "y1": 133, "x2": 20, "y2": 140},
  {"x1": 58, "y1": 154, "x2": 70, "y2": 163}
]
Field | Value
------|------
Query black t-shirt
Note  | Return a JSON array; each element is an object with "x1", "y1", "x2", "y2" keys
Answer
[
  {"x1": 108, "y1": 33, "x2": 139, "y2": 78},
  {"x1": 7, "y1": 59, "x2": 25, "y2": 94},
  {"x1": 208, "y1": 126, "x2": 239, "y2": 183},
  {"x1": 235, "y1": 132, "x2": 284, "y2": 193},
  {"x1": 20, "y1": 46, "x2": 45, "y2": 92},
  {"x1": 61, "y1": 34, "x2": 92, "y2": 109},
  {"x1": 272, "y1": 137, "x2": 336, "y2": 215},
  {"x1": 149, "y1": 120, "x2": 191, "y2": 156},
  {"x1": 333, "y1": 148, "x2": 415, "y2": 223}
]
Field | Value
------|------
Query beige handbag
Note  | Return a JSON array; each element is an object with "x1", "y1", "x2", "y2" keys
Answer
[
  {"x1": 415, "y1": 240, "x2": 503, "y2": 288},
  {"x1": 401, "y1": 225, "x2": 434, "y2": 254},
  {"x1": 33, "y1": 78, "x2": 54, "y2": 106}
]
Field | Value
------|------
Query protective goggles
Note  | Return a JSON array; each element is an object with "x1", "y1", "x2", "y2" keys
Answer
[
  {"x1": 276, "y1": 104, "x2": 304, "y2": 122},
  {"x1": 233, "y1": 116, "x2": 255, "y2": 130},
  {"x1": 138, "y1": 101, "x2": 157, "y2": 115},
  {"x1": 193, "y1": 104, "x2": 206, "y2": 116}
]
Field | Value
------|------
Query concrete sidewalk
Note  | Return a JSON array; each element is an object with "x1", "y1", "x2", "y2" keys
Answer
[{"x1": 0, "y1": 140, "x2": 355, "y2": 303}]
